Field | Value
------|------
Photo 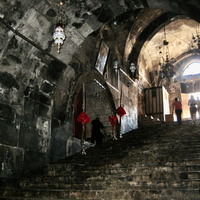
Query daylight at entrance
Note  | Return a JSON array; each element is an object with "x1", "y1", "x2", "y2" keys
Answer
[{"x1": 183, "y1": 62, "x2": 200, "y2": 76}]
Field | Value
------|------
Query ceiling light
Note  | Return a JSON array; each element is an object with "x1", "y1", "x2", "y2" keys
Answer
[
  {"x1": 113, "y1": 60, "x2": 119, "y2": 73},
  {"x1": 53, "y1": 2, "x2": 65, "y2": 53},
  {"x1": 53, "y1": 23, "x2": 65, "y2": 53},
  {"x1": 130, "y1": 62, "x2": 136, "y2": 73}
]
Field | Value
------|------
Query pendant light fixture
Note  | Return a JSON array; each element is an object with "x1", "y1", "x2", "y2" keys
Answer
[
  {"x1": 158, "y1": 24, "x2": 175, "y2": 80},
  {"x1": 53, "y1": 1, "x2": 65, "y2": 53},
  {"x1": 130, "y1": 62, "x2": 136, "y2": 74}
]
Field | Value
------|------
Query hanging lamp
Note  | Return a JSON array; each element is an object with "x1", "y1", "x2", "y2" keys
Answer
[
  {"x1": 130, "y1": 62, "x2": 136, "y2": 73},
  {"x1": 53, "y1": 2, "x2": 65, "y2": 53},
  {"x1": 158, "y1": 24, "x2": 175, "y2": 80}
]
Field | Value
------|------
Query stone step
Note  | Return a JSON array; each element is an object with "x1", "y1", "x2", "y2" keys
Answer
[
  {"x1": 16, "y1": 165, "x2": 200, "y2": 192},
  {"x1": 65, "y1": 148, "x2": 200, "y2": 159},
  {"x1": 69, "y1": 153, "x2": 199, "y2": 165},
  {"x1": 13, "y1": 181, "x2": 200, "y2": 194},
  {"x1": 88, "y1": 142, "x2": 200, "y2": 155},
  {"x1": 43, "y1": 158, "x2": 200, "y2": 178},
  {"x1": 17, "y1": 173, "x2": 200, "y2": 190},
  {"x1": 28, "y1": 166, "x2": 200, "y2": 181},
  {"x1": 1, "y1": 122, "x2": 200, "y2": 200},
  {"x1": 64, "y1": 156, "x2": 197, "y2": 166},
  {"x1": 88, "y1": 145, "x2": 200, "y2": 155},
  {"x1": 0, "y1": 177, "x2": 19, "y2": 188},
  {"x1": 1, "y1": 188, "x2": 200, "y2": 199}
]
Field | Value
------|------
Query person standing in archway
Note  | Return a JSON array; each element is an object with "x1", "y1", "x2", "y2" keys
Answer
[
  {"x1": 172, "y1": 97, "x2": 182, "y2": 125},
  {"x1": 91, "y1": 117, "x2": 106, "y2": 145},
  {"x1": 188, "y1": 95, "x2": 197, "y2": 124}
]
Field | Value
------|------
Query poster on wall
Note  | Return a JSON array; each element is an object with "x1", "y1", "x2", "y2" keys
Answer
[{"x1": 95, "y1": 41, "x2": 109, "y2": 75}]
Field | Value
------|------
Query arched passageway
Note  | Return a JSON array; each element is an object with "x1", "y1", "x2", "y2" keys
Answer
[
  {"x1": 2, "y1": 0, "x2": 200, "y2": 177},
  {"x1": 179, "y1": 61, "x2": 200, "y2": 120},
  {"x1": 72, "y1": 70, "x2": 117, "y2": 141}
]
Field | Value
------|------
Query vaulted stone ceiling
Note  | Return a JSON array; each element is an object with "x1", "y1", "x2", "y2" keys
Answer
[
  {"x1": 0, "y1": 0, "x2": 200, "y2": 78},
  {"x1": 139, "y1": 16, "x2": 200, "y2": 72}
]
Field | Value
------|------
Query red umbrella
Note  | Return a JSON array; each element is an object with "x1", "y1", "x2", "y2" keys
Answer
[
  {"x1": 77, "y1": 112, "x2": 90, "y2": 125},
  {"x1": 116, "y1": 106, "x2": 126, "y2": 117}
]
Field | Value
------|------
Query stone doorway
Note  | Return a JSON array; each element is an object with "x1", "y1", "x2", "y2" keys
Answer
[
  {"x1": 181, "y1": 92, "x2": 200, "y2": 120},
  {"x1": 73, "y1": 79, "x2": 115, "y2": 142},
  {"x1": 84, "y1": 79, "x2": 113, "y2": 139}
]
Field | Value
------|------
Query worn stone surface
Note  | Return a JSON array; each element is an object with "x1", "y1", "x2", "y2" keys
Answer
[
  {"x1": 0, "y1": 0, "x2": 200, "y2": 187},
  {"x1": 1, "y1": 121, "x2": 200, "y2": 199}
]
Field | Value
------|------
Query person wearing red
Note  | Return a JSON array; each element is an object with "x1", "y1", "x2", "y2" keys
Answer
[{"x1": 172, "y1": 97, "x2": 182, "y2": 125}]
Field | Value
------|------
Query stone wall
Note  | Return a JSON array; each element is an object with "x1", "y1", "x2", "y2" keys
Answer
[
  {"x1": 0, "y1": 6, "x2": 151, "y2": 178},
  {"x1": 0, "y1": 54, "x2": 80, "y2": 176},
  {"x1": 0, "y1": 69, "x2": 54, "y2": 176}
]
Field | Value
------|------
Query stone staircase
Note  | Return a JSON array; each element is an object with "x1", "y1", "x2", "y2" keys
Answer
[{"x1": 1, "y1": 120, "x2": 200, "y2": 199}]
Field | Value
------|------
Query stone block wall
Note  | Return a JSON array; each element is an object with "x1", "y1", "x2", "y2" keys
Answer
[
  {"x1": 0, "y1": 7, "x2": 142, "y2": 179},
  {"x1": 0, "y1": 81, "x2": 53, "y2": 176},
  {"x1": 0, "y1": 70, "x2": 25, "y2": 177},
  {"x1": 0, "y1": 58, "x2": 76, "y2": 177}
]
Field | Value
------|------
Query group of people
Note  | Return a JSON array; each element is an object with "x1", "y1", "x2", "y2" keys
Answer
[
  {"x1": 91, "y1": 96, "x2": 199, "y2": 144},
  {"x1": 172, "y1": 95, "x2": 200, "y2": 125}
]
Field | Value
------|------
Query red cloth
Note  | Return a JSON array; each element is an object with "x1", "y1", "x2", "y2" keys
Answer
[
  {"x1": 109, "y1": 116, "x2": 118, "y2": 128},
  {"x1": 77, "y1": 112, "x2": 90, "y2": 125},
  {"x1": 116, "y1": 106, "x2": 126, "y2": 117},
  {"x1": 173, "y1": 101, "x2": 182, "y2": 110}
]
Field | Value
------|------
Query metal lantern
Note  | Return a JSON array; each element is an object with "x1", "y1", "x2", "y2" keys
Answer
[
  {"x1": 113, "y1": 60, "x2": 119, "y2": 73},
  {"x1": 53, "y1": 2, "x2": 65, "y2": 53},
  {"x1": 130, "y1": 62, "x2": 136, "y2": 73},
  {"x1": 53, "y1": 24, "x2": 65, "y2": 53}
]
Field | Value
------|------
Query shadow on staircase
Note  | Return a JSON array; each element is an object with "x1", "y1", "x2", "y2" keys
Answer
[{"x1": 1, "y1": 120, "x2": 200, "y2": 199}]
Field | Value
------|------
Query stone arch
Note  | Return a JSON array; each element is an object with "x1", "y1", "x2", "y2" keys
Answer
[
  {"x1": 124, "y1": 10, "x2": 189, "y2": 73},
  {"x1": 72, "y1": 70, "x2": 116, "y2": 112},
  {"x1": 72, "y1": 70, "x2": 117, "y2": 139}
]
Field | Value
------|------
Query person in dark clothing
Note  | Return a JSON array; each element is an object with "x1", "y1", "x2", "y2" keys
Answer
[
  {"x1": 172, "y1": 97, "x2": 182, "y2": 125},
  {"x1": 91, "y1": 117, "x2": 105, "y2": 145}
]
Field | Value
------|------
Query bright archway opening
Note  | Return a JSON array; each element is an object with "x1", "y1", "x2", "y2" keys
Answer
[
  {"x1": 180, "y1": 62, "x2": 200, "y2": 120},
  {"x1": 183, "y1": 62, "x2": 200, "y2": 76},
  {"x1": 181, "y1": 92, "x2": 200, "y2": 120}
]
